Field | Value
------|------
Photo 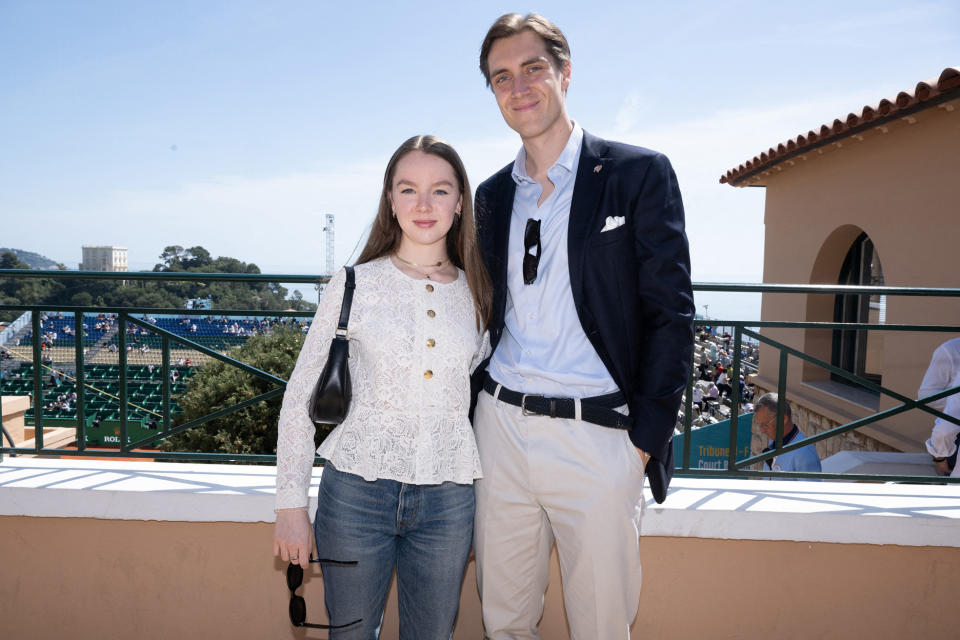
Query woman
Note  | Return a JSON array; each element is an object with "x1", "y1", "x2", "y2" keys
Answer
[{"x1": 273, "y1": 135, "x2": 491, "y2": 639}]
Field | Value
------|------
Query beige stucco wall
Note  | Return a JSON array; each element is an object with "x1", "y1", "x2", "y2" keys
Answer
[
  {"x1": 755, "y1": 99, "x2": 960, "y2": 452},
  {"x1": 0, "y1": 516, "x2": 956, "y2": 639},
  {"x1": 1, "y1": 395, "x2": 30, "y2": 444}
]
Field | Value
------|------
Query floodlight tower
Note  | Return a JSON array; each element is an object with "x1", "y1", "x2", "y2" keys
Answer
[
  {"x1": 323, "y1": 214, "x2": 335, "y2": 276},
  {"x1": 316, "y1": 214, "x2": 336, "y2": 301}
]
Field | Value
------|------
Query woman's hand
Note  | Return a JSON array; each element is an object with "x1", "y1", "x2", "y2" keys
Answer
[{"x1": 273, "y1": 508, "x2": 313, "y2": 569}]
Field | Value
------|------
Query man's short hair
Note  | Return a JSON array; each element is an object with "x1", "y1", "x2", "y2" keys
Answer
[
  {"x1": 479, "y1": 13, "x2": 571, "y2": 88},
  {"x1": 755, "y1": 392, "x2": 792, "y2": 420}
]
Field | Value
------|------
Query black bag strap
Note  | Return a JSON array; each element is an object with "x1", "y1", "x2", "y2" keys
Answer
[{"x1": 335, "y1": 266, "x2": 355, "y2": 336}]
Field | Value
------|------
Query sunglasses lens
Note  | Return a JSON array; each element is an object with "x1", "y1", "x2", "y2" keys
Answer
[
  {"x1": 524, "y1": 218, "x2": 540, "y2": 245},
  {"x1": 523, "y1": 256, "x2": 536, "y2": 285},
  {"x1": 286, "y1": 563, "x2": 303, "y2": 591},
  {"x1": 523, "y1": 218, "x2": 541, "y2": 285},
  {"x1": 289, "y1": 594, "x2": 307, "y2": 626}
]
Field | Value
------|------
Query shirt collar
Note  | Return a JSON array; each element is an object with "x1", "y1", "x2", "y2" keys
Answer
[
  {"x1": 762, "y1": 424, "x2": 800, "y2": 455},
  {"x1": 511, "y1": 121, "x2": 583, "y2": 185}
]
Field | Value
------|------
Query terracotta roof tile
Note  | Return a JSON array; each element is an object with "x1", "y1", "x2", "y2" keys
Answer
[{"x1": 721, "y1": 66, "x2": 960, "y2": 185}]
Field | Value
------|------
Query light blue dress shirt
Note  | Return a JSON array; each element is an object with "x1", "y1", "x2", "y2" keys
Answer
[{"x1": 488, "y1": 123, "x2": 620, "y2": 398}]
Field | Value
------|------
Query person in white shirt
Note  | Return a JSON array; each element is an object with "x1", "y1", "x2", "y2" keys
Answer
[
  {"x1": 273, "y1": 135, "x2": 492, "y2": 639},
  {"x1": 716, "y1": 369, "x2": 732, "y2": 397},
  {"x1": 919, "y1": 337, "x2": 960, "y2": 477},
  {"x1": 692, "y1": 385, "x2": 704, "y2": 412}
]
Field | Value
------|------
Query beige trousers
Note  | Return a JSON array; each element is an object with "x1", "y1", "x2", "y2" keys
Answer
[{"x1": 473, "y1": 390, "x2": 646, "y2": 640}]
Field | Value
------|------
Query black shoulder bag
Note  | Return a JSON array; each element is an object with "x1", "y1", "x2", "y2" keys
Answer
[{"x1": 308, "y1": 266, "x2": 355, "y2": 425}]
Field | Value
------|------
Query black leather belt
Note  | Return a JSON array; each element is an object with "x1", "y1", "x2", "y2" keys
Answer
[{"x1": 483, "y1": 375, "x2": 632, "y2": 430}]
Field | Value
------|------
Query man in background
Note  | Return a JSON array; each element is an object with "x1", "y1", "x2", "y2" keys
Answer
[{"x1": 753, "y1": 392, "x2": 821, "y2": 476}]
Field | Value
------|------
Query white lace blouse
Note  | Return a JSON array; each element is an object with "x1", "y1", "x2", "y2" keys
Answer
[{"x1": 275, "y1": 256, "x2": 488, "y2": 509}]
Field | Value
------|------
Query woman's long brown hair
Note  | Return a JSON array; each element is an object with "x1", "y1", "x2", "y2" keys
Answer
[{"x1": 355, "y1": 135, "x2": 492, "y2": 331}]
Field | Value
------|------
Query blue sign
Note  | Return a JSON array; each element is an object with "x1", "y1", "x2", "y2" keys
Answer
[{"x1": 674, "y1": 412, "x2": 753, "y2": 470}]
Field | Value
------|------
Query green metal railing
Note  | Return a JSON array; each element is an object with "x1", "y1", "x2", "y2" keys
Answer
[
  {"x1": 678, "y1": 284, "x2": 960, "y2": 483},
  {"x1": 0, "y1": 269, "x2": 326, "y2": 463},
  {"x1": 1, "y1": 270, "x2": 959, "y2": 483}
]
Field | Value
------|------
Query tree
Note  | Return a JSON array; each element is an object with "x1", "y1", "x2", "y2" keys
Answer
[
  {"x1": 156, "y1": 246, "x2": 186, "y2": 271},
  {"x1": 161, "y1": 326, "x2": 329, "y2": 455},
  {"x1": 0, "y1": 252, "x2": 27, "y2": 270},
  {"x1": 0, "y1": 252, "x2": 30, "y2": 322},
  {"x1": 0, "y1": 245, "x2": 314, "y2": 318},
  {"x1": 182, "y1": 246, "x2": 212, "y2": 270},
  {"x1": 288, "y1": 290, "x2": 307, "y2": 311},
  {"x1": 0, "y1": 252, "x2": 66, "y2": 322}
]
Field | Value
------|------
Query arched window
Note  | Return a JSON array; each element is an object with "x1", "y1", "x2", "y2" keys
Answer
[{"x1": 832, "y1": 232, "x2": 885, "y2": 386}]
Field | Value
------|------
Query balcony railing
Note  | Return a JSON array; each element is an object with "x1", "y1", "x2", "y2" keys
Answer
[{"x1": 1, "y1": 270, "x2": 958, "y2": 483}]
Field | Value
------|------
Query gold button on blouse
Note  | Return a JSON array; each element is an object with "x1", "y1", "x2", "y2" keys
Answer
[
  {"x1": 425, "y1": 284, "x2": 434, "y2": 293},
  {"x1": 426, "y1": 338, "x2": 436, "y2": 348},
  {"x1": 424, "y1": 370, "x2": 433, "y2": 379},
  {"x1": 427, "y1": 309, "x2": 436, "y2": 318}
]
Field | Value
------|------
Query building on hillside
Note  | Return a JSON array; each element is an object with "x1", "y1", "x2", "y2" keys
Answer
[
  {"x1": 721, "y1": 66, "x2": 960, "y2": 458},
  {"x1": 80, "y1": 246, "x2": 128, "y2": 272}
]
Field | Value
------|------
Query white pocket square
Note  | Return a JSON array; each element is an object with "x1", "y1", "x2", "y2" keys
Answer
[{"x1": 601, "y1": 216, "x2": 625, "y2": 232}]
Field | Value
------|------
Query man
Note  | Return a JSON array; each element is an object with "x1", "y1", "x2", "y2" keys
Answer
[
  {"x1": 752, "y1": 392, "x2": 821, "y2": 476},
  {"x1": 918, "y1": 337, "x2": 960, "y2": 477},
  {"x1": 470, "y1": 13, "x2": 694, "y2": 639},
  {"x1": 692, "y1": 384, "x2": 704, "y2": 413}
]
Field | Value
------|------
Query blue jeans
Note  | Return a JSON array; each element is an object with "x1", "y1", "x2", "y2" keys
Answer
[{"x1": 313, "y1": 463, "x2": 475, "y2": 640}]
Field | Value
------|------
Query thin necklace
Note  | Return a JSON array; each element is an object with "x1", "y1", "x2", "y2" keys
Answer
[
  {"x1": 393, "y1": 253, "x2": 448, "y2": 281},
  {"x1": 394, "y1": 253, "x2": 448, "y2": 269}
]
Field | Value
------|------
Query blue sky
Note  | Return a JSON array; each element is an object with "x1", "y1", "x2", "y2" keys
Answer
[{"x1": 1, "y1": 1, "x2": 957, "y2": 318}]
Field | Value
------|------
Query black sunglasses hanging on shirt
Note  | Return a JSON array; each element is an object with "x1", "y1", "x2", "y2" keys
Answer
[{"x1": 524, "y1": 218, "x2": 542, "y2": 285}]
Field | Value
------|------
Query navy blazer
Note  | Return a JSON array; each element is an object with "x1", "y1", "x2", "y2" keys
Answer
[{"x1": 471, "y1": 130, "x2": 695, "y2": 504}]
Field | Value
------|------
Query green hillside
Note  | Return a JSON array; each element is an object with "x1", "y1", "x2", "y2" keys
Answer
[{"x1": 0, "y1": 248, "x2": 61, "y2": 270}]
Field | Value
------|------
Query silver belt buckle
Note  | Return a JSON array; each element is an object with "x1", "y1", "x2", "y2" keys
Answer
[{"x1": 520, "y1": 394, "x2": 542, "y2": 416}]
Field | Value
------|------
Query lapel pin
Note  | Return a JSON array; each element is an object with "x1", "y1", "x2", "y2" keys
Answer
[{"x1": 593, "y1": 164, "x2": 602, "y2": 173}]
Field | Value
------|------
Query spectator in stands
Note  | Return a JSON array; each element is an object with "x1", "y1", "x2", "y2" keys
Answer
[
  {"x1": 274, "y1": 135, "x2": 489, "y2": 638},
  {"x1": 707, "y1": 381, "x2": 719, "y2": 401},
  {"x1": 753, "y1": 393, "x2": 821, "y2": 477},
  {"x1": 692, "y1": 385, "x2": 704, "y2": 412},
  {"x1": 697, "y1": 361, "x2": 709, "y2": 381},
  {"x1": 716, "y1": 368, "x2": 732, "y2": 397},
  {"x1": 918, "y1": 337, "x2": 960, "y2": 478}
]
